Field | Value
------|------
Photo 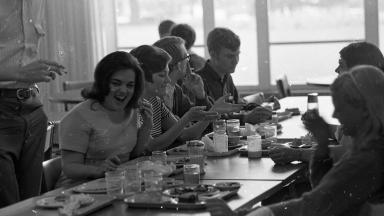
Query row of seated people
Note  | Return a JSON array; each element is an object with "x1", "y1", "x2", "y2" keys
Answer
[{"x1": 55, "y1": 24, "x2": 384, "y2": 216}]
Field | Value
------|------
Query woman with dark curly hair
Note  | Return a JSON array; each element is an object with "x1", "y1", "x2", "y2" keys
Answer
[{"x1": 57, "y1": 51, "x2": 153, "y2": 187}]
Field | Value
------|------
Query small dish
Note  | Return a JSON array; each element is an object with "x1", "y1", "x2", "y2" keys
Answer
[
  {"x1": 213, "y1": 182, "x2": 241, "y2": 191},
  {"x1": 72, "y1": 178, "x2": 107, "y2": 194}
]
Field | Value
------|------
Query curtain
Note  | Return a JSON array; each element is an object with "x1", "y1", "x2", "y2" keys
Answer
[{"x1": 38, "y1": 0, "x2": 117, "y2": 120}]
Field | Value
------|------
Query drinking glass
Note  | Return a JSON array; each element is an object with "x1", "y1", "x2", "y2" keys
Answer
[
  {"x1": 105, "y1": 169, "x2": 125, "y2": 198},
  {"x1": 307, "y1": 93, "x2": 319, "y2": 112},
  {"x1": 187, "y1": 140, "x2": 205, "y2": 173},
  {"x1": 151, "y1": 151, "x2": 167, "y2": 164},
  {"x1": 213, "y1": 119, "x2": 226, "y2": 134},
  {"x1": 123, "y1": 164, "x2": 141, "y2": 196},
  {"x1": 226, "y1": 119, "x2": 240, "y2": 136},
  {"x1": 184, "y1": 164, "x2": 200, "y2": 185},
  {"x1": 264, "y1": 125, "x2": 277, "y2": 145},
  {"x1": 143, "y1": 171, "x2": 163, "y2": 192},
  {"x1": 248, "y1": 134, "x2": 262, "y2": 158}
]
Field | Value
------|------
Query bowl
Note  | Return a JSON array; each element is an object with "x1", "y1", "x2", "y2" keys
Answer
[{"x1": 228, "y1": 135, "x2": 241, "y2": 146}]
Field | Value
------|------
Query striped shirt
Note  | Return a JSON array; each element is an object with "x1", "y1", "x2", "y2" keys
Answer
[{"x1": 139, "y1": 97, "x2": 178, "y2": 138}]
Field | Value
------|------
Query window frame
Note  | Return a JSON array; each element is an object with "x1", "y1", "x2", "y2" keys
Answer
[{"x1": 115, "y1": 0, "x2": 379, "y2": 95}]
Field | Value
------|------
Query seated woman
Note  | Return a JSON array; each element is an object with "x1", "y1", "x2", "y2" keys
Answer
[
  {"x1": 207, "y1": 65, "x2": 384, "y2": 216},
  {"x1": 270, "y1": 41, "x2": 384, "y2": 165},
  {"x1": 56, "y1": 51, "x2": 152, "y2": 187},
  {"x1": 130, "y1": 45, "x2": 220, "y2": 151}
]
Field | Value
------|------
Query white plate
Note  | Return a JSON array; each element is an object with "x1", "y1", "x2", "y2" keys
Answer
[{"x1": 72, "y1": 178, "x2": 107, "y2": 194}]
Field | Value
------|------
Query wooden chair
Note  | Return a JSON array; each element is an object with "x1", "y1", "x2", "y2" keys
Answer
[
  {"x1": 41, "y1": 157, "x2": 62, "y2": 193},
  {"x1": 62, "y1": 80, "x2": 92, "y2": 111},
  {"x1": 276, "y1": 74, "x2": 291, "y2": 98}
]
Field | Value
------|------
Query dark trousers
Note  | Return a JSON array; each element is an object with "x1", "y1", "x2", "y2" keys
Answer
[{"x1": 0, "y1": 97, "x2": 47, "y2": 207}]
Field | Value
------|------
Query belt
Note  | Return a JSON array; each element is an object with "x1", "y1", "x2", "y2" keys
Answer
[{"x1": 0, "y1": 88, "x2": 36, "y2": 100}]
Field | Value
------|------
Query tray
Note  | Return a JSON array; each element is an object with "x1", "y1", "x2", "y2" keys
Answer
[
  {"x1": 35, "y1": 194, "x2": 94, "y2": 209},
  {"x1": 35, "y1": 194, "x2": 113, "y2": 216},
  {"x1": 124, "y1": 184, "x2": 238, "y2": 210}
]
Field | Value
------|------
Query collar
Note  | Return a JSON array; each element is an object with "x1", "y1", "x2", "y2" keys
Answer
[{"x1": 204, "y1": 60, "x2": 229, "y2": 84}]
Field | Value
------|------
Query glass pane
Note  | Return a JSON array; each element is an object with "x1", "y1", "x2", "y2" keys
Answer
[
  {"x1": 214, "y1": 0, "x2": 258, "y2": 86},
  {"x1": 115, "y1": 0, "x2": 204, "y2": 50},
  {"x1": 269, "y1": 0, "x2": 364, "y2": 42},
  {"x1": 379, "y1": 0, "x2": 384, "y2": 52},
  {"x1": 270, "y1": 43, "x2": 348, "y2": 84}
]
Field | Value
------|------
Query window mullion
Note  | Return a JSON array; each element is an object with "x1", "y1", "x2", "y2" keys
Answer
[
  {"x1": 256, "y1": 0, "x2": 271, "y2": 90},
  {"x1": 202, "y1": 0, "x2": 215, "y2": 58},
  {"x1": 365, "y1": 0, "x2": 379, "y2": 46}
]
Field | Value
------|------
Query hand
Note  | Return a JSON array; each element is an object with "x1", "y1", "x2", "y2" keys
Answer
[
  {"x1": 100, "y1": 155, "x2": 121, "y2": 172},
  {"x1": 244, "y1": 106, "x2": 272, "y2": 124},
  {"x1": 269, "y1": 145, "x2": 301, "y2": 164},
  {"x1": 206, "y1": 199, "x2": 237, "y2": 216},
  {"x1": 183, "y1": 73, "x2": 206, "y2": 99},
  {"x1": 16, "y1": 60, "x2": 66, "y2": 83},
  {"x1": 301, "y1": 110, "x2": 331, "y2": 144},
  {"x1": 139, "y1": 100, "x2": 153, "y2": 130},
  {"x1": 211, "y1": 95, "x2": 244, "y2": 114},
  {"x1": 184, "y1": 106, "x2": 219, "y2": 122}
]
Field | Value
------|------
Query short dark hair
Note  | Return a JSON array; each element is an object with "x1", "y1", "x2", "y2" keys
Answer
[
  {"x1": 340, "y1": 42, "x2": 384, "y2": 72},
  {"x1": 153, "y1": 36, "x2": 185, "y2": 72},
  {"x1": 207, "y1": 27, "x2": 240, "y2": 55},
  {"x1": 170, "y1": 23, "x2": 196, "y2": 50},
  {"x1": 158, "y1": 20, "x2": 176, "y2": 38},
  {"x1": 130, "y1": 45, "x2": 171, "y2": 82},
  {"x1": 83, "y1": 51, "x2": 144, "y2": 111}
]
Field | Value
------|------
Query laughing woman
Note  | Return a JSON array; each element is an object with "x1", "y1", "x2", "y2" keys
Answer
[
  {"x1": 56, "y1": 51, "x2": 152, "y2": 187},
  {"x1": 207, "y1": 65, "x2": 384, "y2": 216}
]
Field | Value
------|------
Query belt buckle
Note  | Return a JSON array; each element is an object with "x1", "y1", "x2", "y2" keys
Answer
[{"x1": 16, "y1": 88, "x2": 31, "y2": 100}]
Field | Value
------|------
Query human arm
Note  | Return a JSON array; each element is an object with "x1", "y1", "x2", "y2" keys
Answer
[
  {"x1": 130, "y1": 101, "x2": 153, "y2": 158},
  {"x1": 269, "y1": 146, "x2": 315, "y2": 164},
  {"x1": 206, "y1": 199, "x2": 274, "y2": 216},
  {"x1": 268, "y1": 149, "x2": 384, "y2": 216},
  {"x1": 147, "y1": 105, "x2": 218, "y2": 151},
  {"x1": 61, "y1": 150, "x2": 120, "y2": 180},
  {"x1": 239, "y1": 106, "x2": 272, "y2": 124},
  {"x1": 0, "y1": 60, "x2": 66, "y2": 82},
  {"x1": 59, "y1": 109, "x2": 120, "y2": 180}
]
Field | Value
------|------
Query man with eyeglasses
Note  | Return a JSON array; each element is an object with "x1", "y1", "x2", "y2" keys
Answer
[
  {"x1": 197, "y1": 27, "x2": 272, "y2": 124},
  {"x1": 153, "y1": 36, "x2": 213, "y2": 118}
]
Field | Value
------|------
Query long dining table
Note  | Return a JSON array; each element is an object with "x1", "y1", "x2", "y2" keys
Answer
[{"x1": 0, "y1": 95, "x2": 335, "y2": 216}]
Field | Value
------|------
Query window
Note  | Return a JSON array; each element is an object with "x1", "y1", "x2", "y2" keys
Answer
[
  {"x1": 268, "y1": 0, "x2": 364, "y2": 85},
  {"x1": 114, "y1": 0, "x2": 380, "y2": 92},
  {"x1": 214, "y1": 0, "x2": 258, "y2": 86},
  {"x1": 115, "y1": 0, "x2": 203, "y2": 52}
]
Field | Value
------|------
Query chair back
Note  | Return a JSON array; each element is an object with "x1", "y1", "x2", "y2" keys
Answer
[
  {"x1": 62, "y1": 80, "x2": 92, "y2": 111},
  {"x1": 42, "y1": 157, "x2": 62, "y2": 192},
  {"x1": 62, "y1": 80, "x2": 92, "y2": 91},
  {"x1": 276, "y1": 74, "x2": 291, "y2": 98}
]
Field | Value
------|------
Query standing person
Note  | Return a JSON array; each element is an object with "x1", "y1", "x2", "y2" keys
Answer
[
  {"x1": 197, "y1": 27, "x2": 271, "y2": 124},
  {"x1": 170, "y1": 23, "x2": 206, "y2": 71},
  {"x1": 207, "y1": 65, "x2": 384, "y2": 216},
  {"x1": 158, "y1": 19, "x2": 176, "y2": 38},
  {"x1": 0, "y1": 0, "x2": 66, "y2": 207}
]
